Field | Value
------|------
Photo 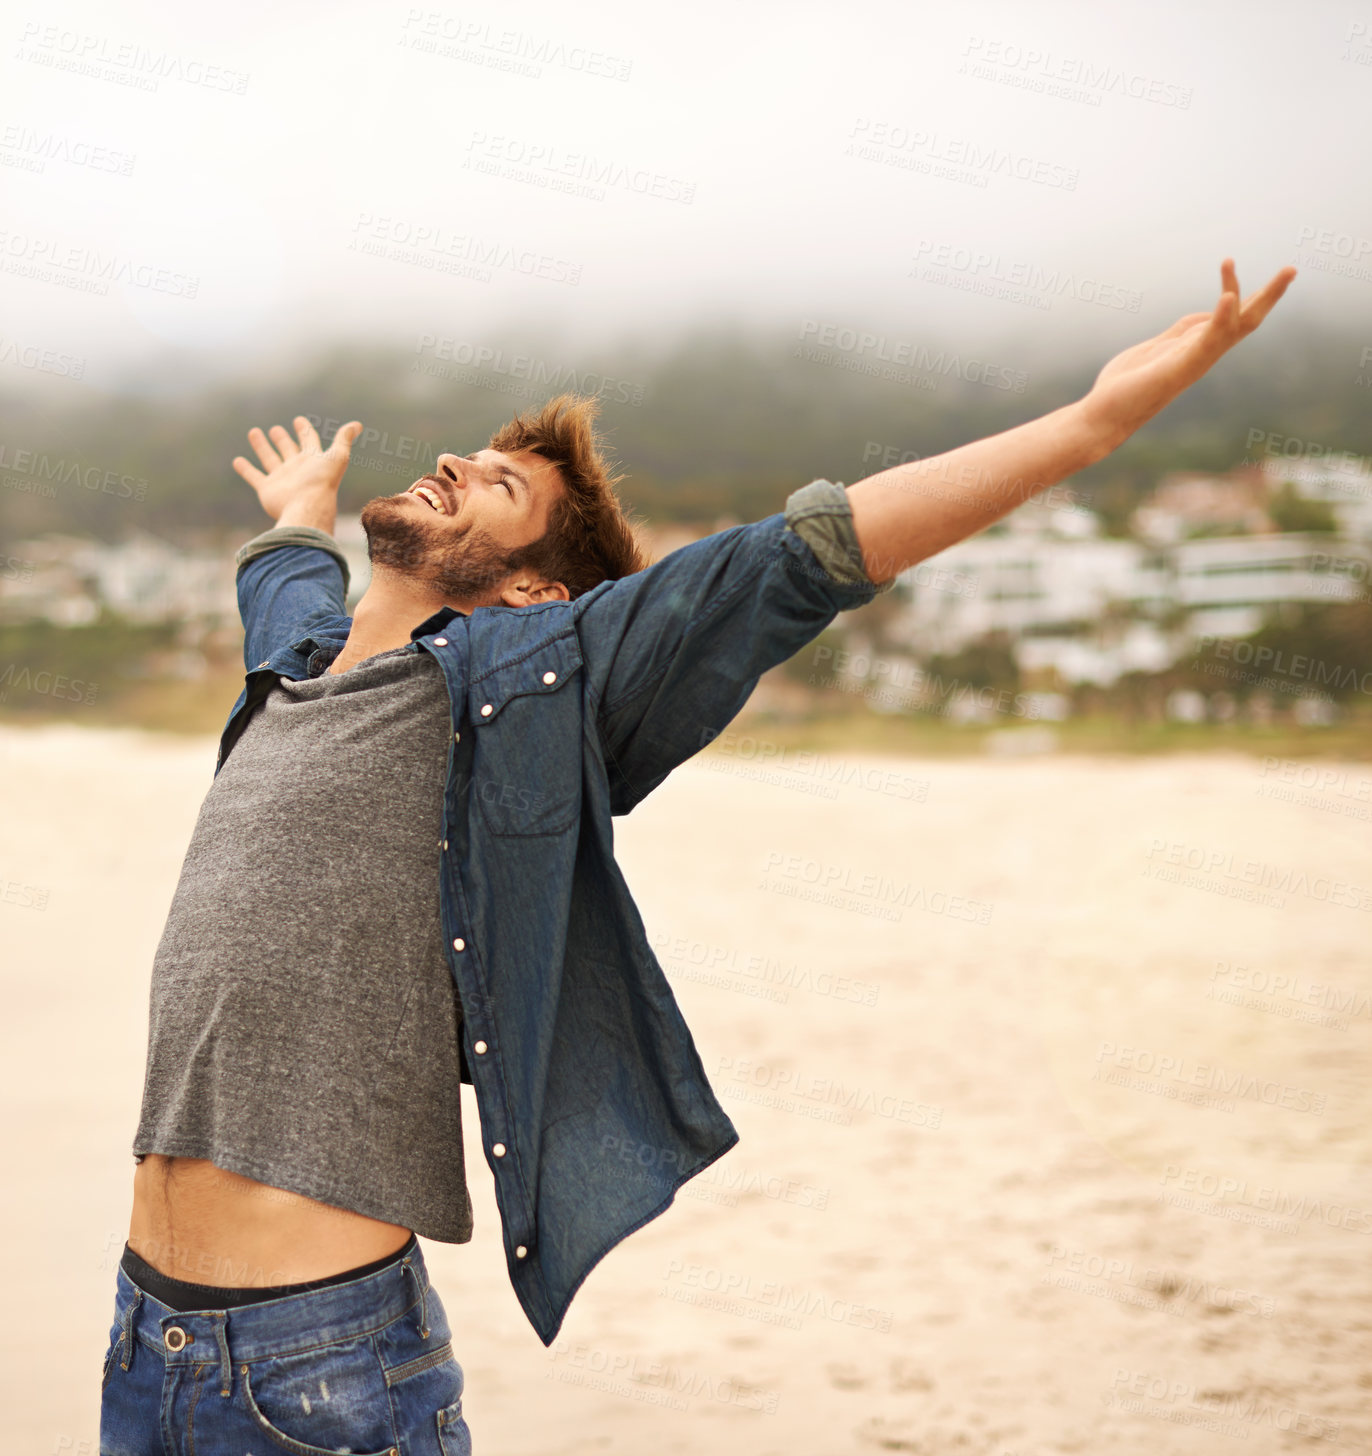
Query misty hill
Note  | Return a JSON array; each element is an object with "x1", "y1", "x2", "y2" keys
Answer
[{"x1": 2, "y1": 318, "x2": 1367, "y2": 547}]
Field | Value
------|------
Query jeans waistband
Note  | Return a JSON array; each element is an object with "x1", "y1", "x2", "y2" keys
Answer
[{"x1": 113, "y1": 1232, "x2": 436, "y2": 1381}]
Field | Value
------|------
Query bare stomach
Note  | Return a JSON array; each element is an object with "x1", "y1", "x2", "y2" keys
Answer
[{"x1": 128, "y1": 1154, "x2": 413, "y2": 1288}]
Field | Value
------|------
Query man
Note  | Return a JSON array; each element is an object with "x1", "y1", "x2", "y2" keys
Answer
[{"x1": 102, "y1": 259, "x2": 1294, "y2": 1450}]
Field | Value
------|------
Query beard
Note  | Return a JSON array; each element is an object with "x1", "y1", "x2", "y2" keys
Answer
[{"x1": 360, "y1": 493, "x2": 528, "y2": 602}]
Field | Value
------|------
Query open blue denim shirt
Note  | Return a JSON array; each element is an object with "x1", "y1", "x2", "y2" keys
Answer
[{"x1": 222, "y1": 478, "x2": 891, "y2": 1345}]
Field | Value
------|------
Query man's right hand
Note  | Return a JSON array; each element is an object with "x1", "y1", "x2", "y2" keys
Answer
[{"x1": 232, "y1": 416, "x2": 364, "y2": 532}]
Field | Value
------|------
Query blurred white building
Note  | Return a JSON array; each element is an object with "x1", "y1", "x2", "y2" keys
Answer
[
  {"x1": 890, "y1": 503, "x2": 1175, "y2": 685},
  {"x1": 892, "y1": 496, "x2": 1372, "y2": 686},
  {"x1": 1172, "y1": 532, "x2": 1370, "y2": 640}
]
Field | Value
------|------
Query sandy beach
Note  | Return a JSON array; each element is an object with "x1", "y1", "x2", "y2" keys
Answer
[{"x1": 2, "y1": 721, "x2": 1369, "y2": 1454}]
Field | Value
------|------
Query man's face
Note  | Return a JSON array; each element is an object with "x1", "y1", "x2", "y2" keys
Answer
[{"x1": 359, "y1": 447, "x2": 566, "y2": 604}]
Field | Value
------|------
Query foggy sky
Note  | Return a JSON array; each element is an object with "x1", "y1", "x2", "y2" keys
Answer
[{"x1": 2, "y1": 0, "x2": 1368, "y2": 397}]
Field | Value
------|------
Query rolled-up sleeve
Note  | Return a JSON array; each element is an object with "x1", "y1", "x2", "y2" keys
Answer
[
  {"x1": 233, "y1": 527, "x2": 351, "y2": 672},
  {"x1": 783, "y1": 477, "x2": 896, "y2": 594},
  {"x1": 234, "y1": 525, "x2": 351, "y2": 593}
]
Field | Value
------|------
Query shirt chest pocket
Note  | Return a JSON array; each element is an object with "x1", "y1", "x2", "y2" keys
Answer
[{"x1": 468, "y1": 632, "x2": 584, "y2": 836}]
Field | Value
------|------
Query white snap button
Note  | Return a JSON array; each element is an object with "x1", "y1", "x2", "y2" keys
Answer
[
  {"x1": 474, "y1": 1040, "x2": 488, "y2": 1054},
  {"x1": 480, "y1": 704, "x2": 493, "y2": 717},
  {"x1": 515, "y1": 1245, "x2": 528, "y2": 1258},
  {"x1": 434, "y1": 636, "x2": 447, "y2": 646},
  {"x1": 257, "y1": 660, "x2": 268, "y2": 669},
  {"x1": 542, "y1": 670, "x2": 556, "y2": 684},
  {"x1": 453, "y1": 938, "x2": 465, "y2": 951},
  {"x1": 442, "y1": 839, "x2": 448, "y2": 850},
  {"x1": 493, "y1": 1142, "x2": 506, "y2": 1157},
  {"x1": 453, "y1": 731, "x2": 461, "y2": 743}
]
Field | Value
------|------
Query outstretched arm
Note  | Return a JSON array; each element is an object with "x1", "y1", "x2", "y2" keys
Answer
[
  {"x1": 847, "y1": 259, "x2": 1298, "y2": 582},
  {"x1": 231, "y1": 415, "x2": 364, "y2": 669}
]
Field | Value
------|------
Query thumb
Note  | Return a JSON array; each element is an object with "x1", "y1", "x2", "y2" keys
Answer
[{"x1": 328, "y1": 420, "x2": 364, "y2": 457}]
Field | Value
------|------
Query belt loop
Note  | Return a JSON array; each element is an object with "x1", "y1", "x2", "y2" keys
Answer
[
  {"x1": 214, "y1": 1312, "x2": 232, "y2": 1397},
  {"x1": 401, "y1": 1256, "x2": 429, "y2": 1340},
  {"x1": 120, "y1": 1289, "x2": 142, "y2": 1370}
]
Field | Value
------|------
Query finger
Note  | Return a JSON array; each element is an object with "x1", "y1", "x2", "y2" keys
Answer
[
  {"x1": 327, "y1": 420, "x2": 364, "y2": 456},
  {"x1": 232, "y1": 455, "x2": 266, "y2": 489},
  {"x1": 293, "y1": 415, "x2": 322, "y2": 453},
  {"x1": 1237, "y1": 265, "x2": 1298, "y2": 332},
  {"x1": 247, "y1": 426, "x2": 283, "y2": 473},
  {"x1": 268, "y1": 423, "x2": 301, "y2": 458},
  {"x1": 1219, "y1": 257, "x2": 1239, "y2": 301}
]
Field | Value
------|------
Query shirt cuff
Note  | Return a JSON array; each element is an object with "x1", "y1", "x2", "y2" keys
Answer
[
  {"x1": 783, "y1": 478, "x2": 895, "y2": 594},
  {"x1": 234, "y1": 525, "x2": 351, "y2": 594}
]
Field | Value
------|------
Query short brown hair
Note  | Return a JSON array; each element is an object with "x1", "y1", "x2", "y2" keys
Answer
[{"x1": 488, "y1": 392, "x2": 647, "y2": 598}]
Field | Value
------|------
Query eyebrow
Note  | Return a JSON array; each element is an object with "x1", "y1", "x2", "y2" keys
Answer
[{"x1": 466, "y1": 451, "x2": 531, "y2": 495}]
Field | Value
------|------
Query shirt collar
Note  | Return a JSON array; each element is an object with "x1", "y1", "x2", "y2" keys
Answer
[{"x1": 411, "y1": 605, "x2": 464, "y2": 640}]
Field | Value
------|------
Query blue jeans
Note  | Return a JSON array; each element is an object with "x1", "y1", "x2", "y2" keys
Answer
[{"x1": 100, "y1": 1235, "x2": 471, "y2": 1455}]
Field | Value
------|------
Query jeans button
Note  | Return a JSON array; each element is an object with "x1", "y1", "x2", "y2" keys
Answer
[{"x1": 164, "y1": 1326, "x2": 191, "y2": 1351}]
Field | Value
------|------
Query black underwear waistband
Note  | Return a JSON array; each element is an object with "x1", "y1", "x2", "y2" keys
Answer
[{"x1": 119, "y1": 1232, "x2": 418, "y2": 1312}]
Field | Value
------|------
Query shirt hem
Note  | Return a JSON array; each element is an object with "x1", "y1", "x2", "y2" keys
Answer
[{"x1": 131, "y1": 1137, "x2": 475, "y2": 1247}]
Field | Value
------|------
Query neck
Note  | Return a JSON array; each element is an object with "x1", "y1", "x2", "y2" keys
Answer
[{"x1": 327, "y1": 568, "x2": 466, "y2": 675}]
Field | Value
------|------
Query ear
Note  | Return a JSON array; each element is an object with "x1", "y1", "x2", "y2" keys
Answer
[{"x1": 498, "y1": 577, "x2": 570, "y2": 608}]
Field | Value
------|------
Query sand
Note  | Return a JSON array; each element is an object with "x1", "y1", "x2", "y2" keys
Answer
[{"x1": 2, "y1": 722, "x2": 1369, "y2": 1454}]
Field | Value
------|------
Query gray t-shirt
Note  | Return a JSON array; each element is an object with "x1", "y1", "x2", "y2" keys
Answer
[{"x1": 132, "y1": 643, "x2": 474, "y2": 1243}]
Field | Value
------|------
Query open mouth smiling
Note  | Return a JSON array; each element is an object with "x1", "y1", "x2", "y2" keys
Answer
[{"x1": 407, "y1": 478, "x2": 456, "y2": 515}]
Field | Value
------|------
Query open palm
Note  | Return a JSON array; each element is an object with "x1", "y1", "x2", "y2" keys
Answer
[
  {"x1": 232, "y1": 415, "x2": 363, "y2": 522},
  {"x1": 1085, "y1": 258, "x2": 1296, "y2": 442}
]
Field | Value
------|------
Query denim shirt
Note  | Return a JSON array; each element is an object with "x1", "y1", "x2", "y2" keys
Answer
[{"x1": 221, "y1": 478, "x2": 890, "y2": 1345}]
